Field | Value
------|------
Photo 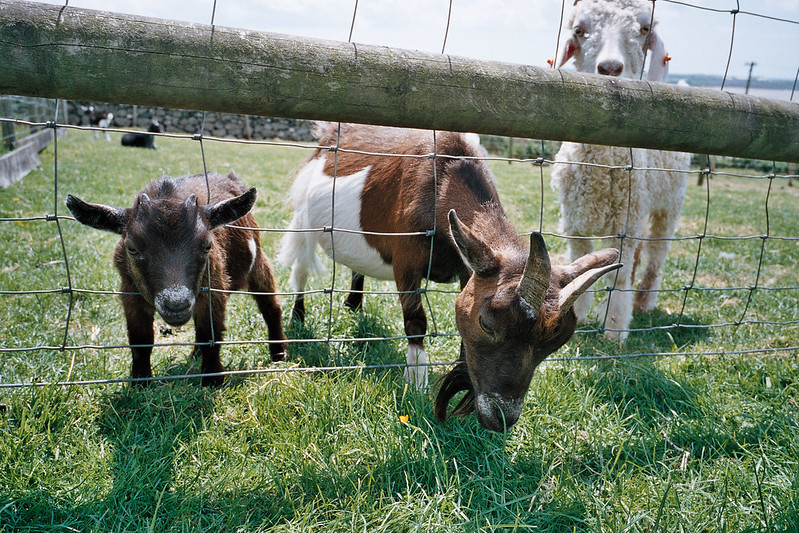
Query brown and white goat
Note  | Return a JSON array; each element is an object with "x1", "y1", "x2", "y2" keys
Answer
[
  {"x1": 67, "y1": 171, "x2": 287, "y2": 386},
  {"x1": 278, "y1": 124, "x2": 621, "y2": 431}
]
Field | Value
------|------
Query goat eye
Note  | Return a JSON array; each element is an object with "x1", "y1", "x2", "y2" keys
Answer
[
  {"x1": 478, "y1": 316, "x2": 494, "y2": 336},
  {"x1": 573, "y1": 27, "x2": 585, "y2": 37},
  {"x1": 126, "y1": 246, "x2": 139, "y2": 256},
  {"x1": 640, "y1": 25, "x2": 650, "y2": 35},
  {"x1": 203, "y1": 242, "x2": 212, "y2": 254}
]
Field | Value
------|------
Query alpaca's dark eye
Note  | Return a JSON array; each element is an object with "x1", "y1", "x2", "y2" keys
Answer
[
  {"x1": 574, "y1": 26, "x2": 586, "y2": 37},
  {"x1": 640, "y1": 24, "x2": 650, "y2": 35},
  {"x1": 127, "y1": 246, "x2": 139, "y2": 256}
]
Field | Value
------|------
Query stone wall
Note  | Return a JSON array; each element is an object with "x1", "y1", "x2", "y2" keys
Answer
[{"x1": 67, "y1": 101, "x2": 315, "y2": 142}]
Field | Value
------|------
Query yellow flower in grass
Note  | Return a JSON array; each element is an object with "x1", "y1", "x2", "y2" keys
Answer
[{"x1": 399, "y1": 415, "x2": 409, "y2": 423}]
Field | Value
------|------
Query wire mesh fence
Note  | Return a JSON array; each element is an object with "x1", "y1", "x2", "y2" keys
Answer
[{"x1": 1, "y1": 0, "x2": 798, "y2": 390}]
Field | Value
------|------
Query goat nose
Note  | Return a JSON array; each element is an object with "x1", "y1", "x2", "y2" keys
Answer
[
  {"x1": 155, "y1": 286, "x2": 195, "y2": 325},
  {"x1": 475, "y1": 393, "x2": 523, "y2": 432},
  {"x1": 597, "y1": 60, "x2": 623, "y2": 77},
  {"x1": 163, "y1": 298, "x2": 191, "y2": 313}
]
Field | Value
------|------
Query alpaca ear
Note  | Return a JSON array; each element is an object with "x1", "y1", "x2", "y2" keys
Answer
[
  {"x1": 555, "y1": 36, "x2": 578, "y2": 68},
  {"x1": 646, "y1": 30, "x2": 670, "y2": 82}
]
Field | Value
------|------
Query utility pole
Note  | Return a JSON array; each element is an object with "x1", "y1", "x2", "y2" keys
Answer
[{"x1": 744, "y1": 62, "x2": 757, "y2": 95}]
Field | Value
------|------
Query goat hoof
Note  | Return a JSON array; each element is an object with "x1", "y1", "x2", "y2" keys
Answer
[
  {"x1": 201, "y1": 374, "x2": 225, "y2": 387},
  {"x1": 270, "y1": 348, "x2": 287, "y2": 362},
  {"x1": 130, "y1": 368, "x2": 153, "y2": 387},
  {"x1": 403, "y1": 367, "x2": 429, "y2": 390},
  {"x1": 343, "y1": 298, "x2": 362, "y2": 312},
  {"x1": 290, "y1": 309, "x2": 305, "y2": 325}
]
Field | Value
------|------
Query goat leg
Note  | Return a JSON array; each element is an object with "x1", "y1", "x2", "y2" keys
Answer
[
  {"x1": 194, "y1": 293, "x2": 227, "y2": 386},
  {"x1": 395, "y1": 270, "x2": 428, "y2": 388},
  {"x1": 344, "y1": 271, "x2": 365, "y2": 312},
  {"x1": 122, "y1": 295, "x2": 155, "y2": 387},
  {"x1": 248, "y1": 248, "x2": 288, "y2": 361}
]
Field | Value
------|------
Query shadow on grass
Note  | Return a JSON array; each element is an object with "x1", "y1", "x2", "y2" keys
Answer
[
  {"x1": 286, "y1": 308, "x2": 407, "y2": 381},
  {"x1": 627, "y1": 308, "x2": 712, "y2": 352},
  {"x1": 574, "y1": 308, "x2": 711, "y2": 357},
  {"x1": 92, "y1": 384, "x2": 217, "y2": 527},
  {"x1": 564, "y1": 316, "x2": 799, "y2": 484}
]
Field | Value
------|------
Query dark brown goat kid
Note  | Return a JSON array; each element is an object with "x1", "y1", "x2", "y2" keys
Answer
[
  {"x1": 279, "y1": 124, "x2": 621, "y2": 431},
  {"x1": 67, "y1": 171, "x2": 287, "y2": 385}
]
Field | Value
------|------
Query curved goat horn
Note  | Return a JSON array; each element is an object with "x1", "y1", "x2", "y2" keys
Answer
[
  {"x1": 557, "y1": 248, "x2": 622, "y2": 314},
  {"x1": 518, "y1": 232, "x2": 552, "y2": 311},
  {"x1": 184, "y1": 193, "x2": 197, "y2": 209}
]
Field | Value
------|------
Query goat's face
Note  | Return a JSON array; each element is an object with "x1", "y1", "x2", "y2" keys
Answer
[
  {"x1": 66, "y1": 186, "x2": 257, "y2": 326},
  {"x1": 437, "y1": 210, "x2": 621, "y2": 432},
  {"x1": 454, "y1": 267, "x2": 553, "y2": 432},
  {"x1": 556, "y1": 0, "x2": 668, "y2": 81},
  {"x1": 122, "y1": 194, "x2": 216, "y2": 326}
]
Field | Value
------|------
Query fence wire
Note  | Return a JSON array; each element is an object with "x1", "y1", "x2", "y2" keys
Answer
[{"x1": 1, "y1": 0, "x2": 798, "y2": 390}]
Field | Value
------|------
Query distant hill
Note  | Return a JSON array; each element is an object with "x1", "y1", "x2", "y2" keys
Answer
[{"x1": 669, "y1": 74, "x2": 796, "y2": 91}]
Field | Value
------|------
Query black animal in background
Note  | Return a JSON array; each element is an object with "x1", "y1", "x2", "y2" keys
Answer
[{"x1": 121, "y1": 120, "x2": 163, "y2": 149}]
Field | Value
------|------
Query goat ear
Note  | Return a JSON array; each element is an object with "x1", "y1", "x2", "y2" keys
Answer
[
  {"x1": 646, "y1": 30, "x2": 670, "y2": 82},
  {"x1": 447, "y1": 209, "x2": 498, "y2": 276},
  {"x1": 557, "y1": 248, "x2": 622, "y2": 314},
  {"x1": 65, "y1": 194, "x2": 128, "y2": 235},
  {"x1": 204, "y1": 187, "x2": 257, "y2": 230}
]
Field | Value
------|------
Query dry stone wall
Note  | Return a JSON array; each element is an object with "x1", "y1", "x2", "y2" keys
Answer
[{"x1": 67, "y1": 101, "x2": 315, "y2": 142}]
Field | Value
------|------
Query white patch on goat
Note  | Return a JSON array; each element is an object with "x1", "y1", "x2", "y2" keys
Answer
[
  {"x1": 281, "y1": 156, "x2": 394, "y2": 282},
  {"x1": 247, "y1": 237, "x2": 258, "y2": 274},
  {"x1": 403, "y1": 344, "x2": 429, "y2": 389}
]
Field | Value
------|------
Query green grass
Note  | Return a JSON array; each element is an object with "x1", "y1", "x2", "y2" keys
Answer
[{"x1": 1, "y1": 130, "x2": 798, "y2": 531}]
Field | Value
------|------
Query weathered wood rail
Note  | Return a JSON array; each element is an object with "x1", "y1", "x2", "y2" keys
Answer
[{"x1": 1, "y1": 0, "x2": 798, "y2": 162}]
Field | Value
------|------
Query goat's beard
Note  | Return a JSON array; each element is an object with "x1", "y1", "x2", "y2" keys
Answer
[{"x1": 434, "y1": 360, "x2": 475, "y2": 421}]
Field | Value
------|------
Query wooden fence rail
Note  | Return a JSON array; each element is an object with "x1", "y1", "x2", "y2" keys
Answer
[{"x1": 1, "y1": 0, "x2": 798, "y2": 162}]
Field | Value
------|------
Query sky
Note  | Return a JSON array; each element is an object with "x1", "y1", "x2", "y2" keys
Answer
[{"x1": 29, "y1": 0, "x2": 799, "y2": 89}]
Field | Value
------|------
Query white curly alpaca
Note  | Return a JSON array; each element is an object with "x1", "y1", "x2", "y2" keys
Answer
[{"x1": 550, "y1": 0, "x2": 691, "y2": 342}]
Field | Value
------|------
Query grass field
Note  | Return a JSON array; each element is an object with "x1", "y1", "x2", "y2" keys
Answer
[{"x1": 1, "y1": 129, "x2": 798, "y2": 531}]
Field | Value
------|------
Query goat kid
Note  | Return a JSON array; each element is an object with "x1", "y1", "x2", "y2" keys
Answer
[
  {"x1": 121, "y1": 120, "x2": 163, "y2": 149},
  {"x1": 279, "y1": 124, "x2": 621, "y2": 431},
  {"x1": 67, "y1": 171, "x2": 287, "y2": 385}
]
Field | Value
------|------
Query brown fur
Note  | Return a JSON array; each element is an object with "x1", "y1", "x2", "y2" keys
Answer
[
  {"x1": 67, "y1": 171, "x2": 286, "y2": 386},
  {"x1": 290, "y1": 124, "x2": 619, "y2": 431}
]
